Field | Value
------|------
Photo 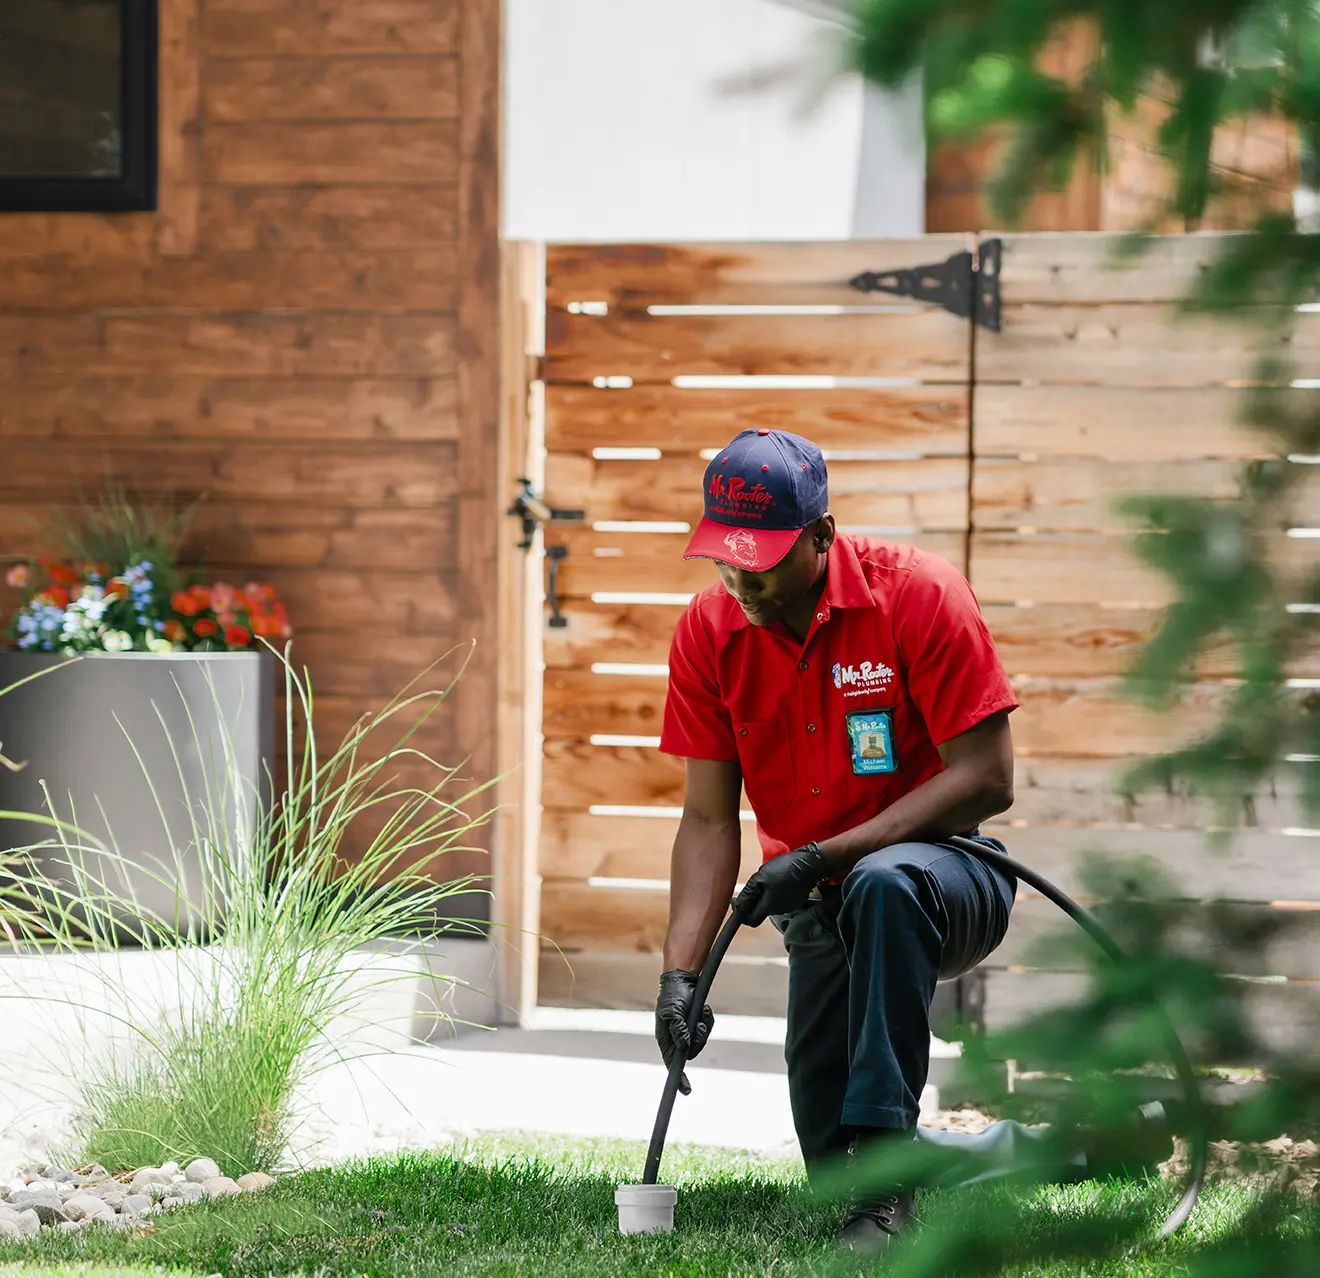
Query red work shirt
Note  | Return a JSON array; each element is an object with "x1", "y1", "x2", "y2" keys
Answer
[{"x1": 660, "y1": 534, "x2": 1018, "y2": 861}]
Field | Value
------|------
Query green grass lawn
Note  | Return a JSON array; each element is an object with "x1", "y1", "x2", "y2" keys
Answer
[{"x1": 0, "y1": 1132, "x2": 1311, "y2": 1278}]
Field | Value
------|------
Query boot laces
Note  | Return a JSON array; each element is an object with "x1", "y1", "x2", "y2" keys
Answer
[{"x1": 849, "y1": 1192, "x2": 903, "y2": 1231}]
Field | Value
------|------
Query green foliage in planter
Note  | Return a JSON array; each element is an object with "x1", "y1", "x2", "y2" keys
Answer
[{"x1": 8, "y1": 650, "x2": 491, "y2": 1178}]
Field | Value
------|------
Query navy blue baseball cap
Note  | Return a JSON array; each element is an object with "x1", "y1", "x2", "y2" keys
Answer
[{"x1": 684, "y1": 429, "x2": 829, "y2": 571}]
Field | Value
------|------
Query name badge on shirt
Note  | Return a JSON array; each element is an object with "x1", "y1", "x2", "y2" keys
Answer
[{"x1": 846, "y1": 709, "x2": 897, "y2": 776}]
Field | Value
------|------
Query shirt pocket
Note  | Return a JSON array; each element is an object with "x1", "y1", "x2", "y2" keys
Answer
[{"x1": 733, "y1": 715, "x2": 796, "y2": 810}]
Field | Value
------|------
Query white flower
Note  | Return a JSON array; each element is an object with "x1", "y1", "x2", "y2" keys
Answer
[
  {"x1": 102, "y1": 630, "x2": 133, "y2": 652},
  {"x1": 146, "y1": 637, "x2": 176, "y2": 654}
]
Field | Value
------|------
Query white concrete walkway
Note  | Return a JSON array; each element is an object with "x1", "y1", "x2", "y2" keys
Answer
[{"x1": 0, "y1": 1007, "x2": 948, "y2": 1176}]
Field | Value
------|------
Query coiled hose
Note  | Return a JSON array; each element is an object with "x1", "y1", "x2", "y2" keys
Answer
[{"x1": 642, "y1": 833, "x2": 1209, "y2": 1238}]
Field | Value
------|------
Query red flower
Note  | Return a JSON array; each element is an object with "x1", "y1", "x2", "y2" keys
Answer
[
  {"x1": 172, "y1": 591, "x2": 203, "y2": 616},
  {"x1": 225, "y1": 624, "x2": 252, "y2": 648},
  {"x1": 193, "y1": 618, "x2": 218, "y2": 638},
  {"x1": 106, "y1": 578, "x2": 129, "y2": 598},
  {"x1": 163, "y1": 620, "x2": 186, "y2": 643},
  {"x1": 47, "y1": 562, "x2": 80, "y2": 589}
]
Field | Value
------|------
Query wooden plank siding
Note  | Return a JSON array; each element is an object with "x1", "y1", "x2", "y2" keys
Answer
[
  {"x1": 970, "y1": 233, "x2": 1320, "y2": 1032},
  {"x1": 536, "y1": 240, "x2": 975, "y2": 1011},
  {"x1": 0, "y1": 0, "x2": 502, "y2": 892}
]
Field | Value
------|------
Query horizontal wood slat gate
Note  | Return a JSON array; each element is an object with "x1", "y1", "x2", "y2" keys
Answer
[{"x1": 525, "y1": 234, "x2": 1320, "y2": 1049}]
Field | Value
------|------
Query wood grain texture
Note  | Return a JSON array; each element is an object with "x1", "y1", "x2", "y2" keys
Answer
[
  {"x1": 451, "y1": 0, "x2": 505, "y2": 960},
  {"x1": 0, "y1": 315, "x2": 456, "y2": 377},
  {"x1": 981, "y1": 969, "x2": 1320, "y2": 1063},
  {"x1": 205, "y1": 56, "x2": 459, "y2": 121},
  {"x1": 204, "y1": 121, "x2": 460, "y2": 184},
  {"x1": 542, "y1": 740, "x2": 687, "y2": 810},
  {"x1": 971, "y1": 531, "x2": 1313, "y2": 606},
  {"x1": 0, "y1": 504, "x2": 455, "y2": 571},
  {"x1": 199, "y1": 186, "x2": 459, "y2": 250},
  {"x1": 543, "y1": 601, "x2": 682, "y2": 669},
  {"x1": 545, "y1": 385, "x2": 969, "y2": 455},
  {"x1": 539, "y1": 949, "x2": 786, "y2": 1015},
  {"x1": 995, "y1": 897, "x2": 1320, "y2": 979},
  {"x1": 539, "y1": 882, "x2": 783, "y2": 957},
  {"x1": 983, "y1": 603, "x2": 1320, "y2": 680},
  {"x1": 204, "y1": 0, "x2": 461, "y2": 55},
  {"x1": 0, "y1": 249, "x2": 459, "y2": 311},
  {"x1": 994, "y1": 754, "x2": 1315, "y2": 831},
  {"x1": 0, "y1": 0, "x2": 486, "y2": 886},
  {"x1": 0, "y1": 377, "x2": 458, "y2": 442},
  {"x1": 546, "y1": 238, "x2": 973, "y2": 308},
  {"x1": 156, "y1": 0, "x2": 202, "y2": 255},
  {"x1": 540, "y1": 809, "x2": 762, "y2": 883},
  {"x1": 973, "y1": 385, "x2": 1273, "y2": 460},
  {"x1": 546, "y1": 453, "x2": 969, "y2": 530},
  {"x1": 548, "y1": 529, "x2": 967, "y2": 598},
  {"x1": 0, "y1": 441, "x2": 457, "y2": 507},
  {"x1": 544, "y1": 309, "x2": 972, "y2": 384},
  {"x1": 270, "y1": 570, "x2": 458, "y2": 633},
  {"x1": 995, "y1": 234, "x2": 1227, "y2": 305},
  {"x1": 973, "y1": 457, "x2": 1248, "y2": 531},
  {"x1": 978, "y1": 305, "x2": 1319, "y2": 386},
  {"x1": 984, "y1": 824, "x2": 1320, "y2": 903}
]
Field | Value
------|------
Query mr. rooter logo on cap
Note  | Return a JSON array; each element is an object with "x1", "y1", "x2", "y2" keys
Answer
[{"x1": 683, "y1": 429, "x2": 829, "y2": 573}]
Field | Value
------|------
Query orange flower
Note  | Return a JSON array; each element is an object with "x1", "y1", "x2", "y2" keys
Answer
[
  {"x1": 225, "y1": 624, "x2": 252, "y2": 648},
  {"x1": 163, "y1": 619, "x2": 186, "y2": 643},
  {"x1": 193, "y1": 617, "x2": 219, "y2": 638},
  {"x1": 172, "y1": 591, "x2": 203, "y2": 617},
  {"x1": 36, "y1": 586, "x2": 70, "y2": 609},
  {"x1": 106, "y1": 578, "x2": 129, "y2": 598},
  {"x1": 47, "y1": 562, "x2": 80, "y2": 589}
]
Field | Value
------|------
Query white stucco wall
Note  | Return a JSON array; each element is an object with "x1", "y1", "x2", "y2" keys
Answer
[{"x1": 503, "y1": 0, "x2": 925, "y2": 241}]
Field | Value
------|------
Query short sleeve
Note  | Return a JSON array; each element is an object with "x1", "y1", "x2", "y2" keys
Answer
[
  {"x1": 894, "y1": 555, "x2": 1018, "y2": 746},
  {"x1": 660, "y1": 603, "x2": 737, "y2": 761}
]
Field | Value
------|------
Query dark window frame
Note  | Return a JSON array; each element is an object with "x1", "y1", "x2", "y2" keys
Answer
[{"x1": 0, "y1": 0, "x2": 158, "y2": 213}]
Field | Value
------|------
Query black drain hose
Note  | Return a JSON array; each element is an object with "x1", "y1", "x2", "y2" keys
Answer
[{"x1": 641, "y1": 834, "x2": 1209, "y2": 1238}]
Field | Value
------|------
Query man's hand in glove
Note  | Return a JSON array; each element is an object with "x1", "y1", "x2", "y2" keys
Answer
[
  {"x1": 734, "y1": 842, "x2": 830, "y2": 927},
  {"x1": 654, "y1": 968, "x2": 714, "y2": 1096}
]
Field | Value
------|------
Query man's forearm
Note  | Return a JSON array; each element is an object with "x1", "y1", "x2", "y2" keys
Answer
[
  {"x1": 663, "y1": 813, "x2": 742, "y2": 972},
  {"x1": 816, "y1": 763, "x2": 1011, "y2": 877}
]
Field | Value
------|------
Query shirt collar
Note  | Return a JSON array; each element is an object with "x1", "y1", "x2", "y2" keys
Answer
[{"x1": 722, "y1": 533, "x2": 873, "y2": 630}]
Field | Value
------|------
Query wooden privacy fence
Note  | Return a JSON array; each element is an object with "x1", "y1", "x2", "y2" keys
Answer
[{"x1": 528, "y1": 234, "x2": 1320, "y2": 1046}]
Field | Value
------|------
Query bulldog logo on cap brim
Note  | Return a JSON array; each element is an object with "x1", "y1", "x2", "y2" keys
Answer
[{"x1": 723, "y1": 529, "x2": 759, "y2": 566}]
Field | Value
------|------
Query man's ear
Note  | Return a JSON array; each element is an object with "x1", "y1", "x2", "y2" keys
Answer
[{"x1": 813, "y1": 515, "x2": 836, "y2": 555}]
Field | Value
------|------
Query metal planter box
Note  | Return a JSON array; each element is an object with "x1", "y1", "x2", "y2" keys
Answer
[{"x1": 0, "y1": 651, "x2": 275, "y2": 934}]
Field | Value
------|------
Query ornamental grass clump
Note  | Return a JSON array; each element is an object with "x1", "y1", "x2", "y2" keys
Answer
[{"x1": 9, "y1": 650, "x2": 491, "y2": 1178}]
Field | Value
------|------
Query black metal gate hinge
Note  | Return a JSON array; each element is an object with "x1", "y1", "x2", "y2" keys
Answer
[{"x1": 850, "y1": 238, "x2": 1001, "y2": 332}]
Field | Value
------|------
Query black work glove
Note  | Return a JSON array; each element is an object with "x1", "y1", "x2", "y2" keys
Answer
[
  {"x1": 655, "y1": 968, "x2": 714, "y2": 1096},
  {"x1": 734, "y1": 842, "x2": 830, "y2": 927}
]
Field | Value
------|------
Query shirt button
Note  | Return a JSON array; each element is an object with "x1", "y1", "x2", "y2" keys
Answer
[
  {"x1": 738, "y1": 727, "x2": 748, "y2": 737},
  {"x1": 811, "y1": 786, "x2": 821, "y2": 796},
  {"x1": 806, "y1": 723, "x2": 817, "y2": 733},
  {"x1": 798, "y1": 660, "x2": 808, "y2": 672},
  {"x1": 815, "y1": 613, "x2": 824, "y2": 621}
]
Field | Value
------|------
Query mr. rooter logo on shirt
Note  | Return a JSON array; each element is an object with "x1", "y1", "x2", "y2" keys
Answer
[{"x1": 833, "y1": 660, "x2": 896, "y2": 698}]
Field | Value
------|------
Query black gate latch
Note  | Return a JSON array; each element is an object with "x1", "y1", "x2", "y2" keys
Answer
[
  {"x1": 507, "y1": 478, "x2": 585, "y2": 628},
  {"x1": 849, "y1": 238, "x2": 1001, "y2": 332},
  {"x1": 507, "y1": 478, "x2": 585, "y2": 549}
]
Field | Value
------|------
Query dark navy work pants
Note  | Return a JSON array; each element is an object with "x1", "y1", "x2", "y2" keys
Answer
[{"x1": 773, "y1": 837, "x2": 1016, "y2": 1172}]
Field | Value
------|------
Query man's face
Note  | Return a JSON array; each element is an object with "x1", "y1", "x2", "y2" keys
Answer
[{"x1": 715, "y1": 517, "x2": 834, "y2": 627}]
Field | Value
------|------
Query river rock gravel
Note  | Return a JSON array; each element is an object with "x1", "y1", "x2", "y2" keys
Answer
[{"x1": 0, "y1": 1160, "x2": 280, "y2": 1236}]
